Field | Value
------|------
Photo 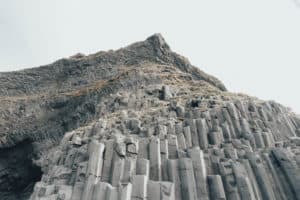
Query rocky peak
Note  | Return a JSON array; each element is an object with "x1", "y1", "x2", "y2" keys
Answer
[{"x1": 0, "y1": 34, "x2": 299, "y2": 200}]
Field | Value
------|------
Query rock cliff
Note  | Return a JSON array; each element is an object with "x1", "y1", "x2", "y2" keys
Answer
[{"x1": 0, "y1": 34, "x2": 299, "y2": 200}]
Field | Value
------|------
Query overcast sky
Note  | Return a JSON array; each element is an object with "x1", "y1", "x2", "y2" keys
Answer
[{"x1": 1, "y1": 0, "x2": 300, "y2": 113}]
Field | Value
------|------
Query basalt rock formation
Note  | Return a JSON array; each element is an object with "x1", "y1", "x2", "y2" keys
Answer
[{"x1": 0, "y1": 34, "x2": 300, "y2": 200}]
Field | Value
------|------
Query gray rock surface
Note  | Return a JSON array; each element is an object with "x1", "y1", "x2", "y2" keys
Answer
[{"x1": 0, "y1": 34, "x2": 300, "y2": 200}]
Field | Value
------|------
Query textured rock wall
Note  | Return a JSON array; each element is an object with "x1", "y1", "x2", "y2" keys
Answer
[
  {"x1": 30, "y1": 84, "x2": 300, "y2": 200},
  {"x1": 0, "y1": 34, "x2": 300, "y2": 200}
]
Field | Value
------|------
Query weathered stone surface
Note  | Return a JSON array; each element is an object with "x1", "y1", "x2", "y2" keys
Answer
[
  {"x1": 167, "y1": 134, "x2": 179, "y2": 159},
  {"x1": 219, "y1": 161, "x2": 240, "y2": 200},
  {"x1": 136, "y1": 158, "x2": 150, "y2": 177},
  {"x1": 92, "y1": 182, "x2": 112, "y2": 200},
  {"x1": 247, "y1": 153, "x2": 276, "y2": 200},
  {"x1": 232, "y1": 162, "x2": 256, "y2": 200},
  {"x1": 1, "y1": 34, "x2": 300, "y2": 200},
  {"x1": 162, "y1": 85, "x2": 173, "y2": 100},
  {"x1": 71, "y1": 182, "x2": 84, "y2": 200},
  {"x1": 187, "y1": 148, "x2": 208, "y2": 200},
  {"x1": 120, "y1": 183, "x2": 132, "y2": 200},
  {"x1": 207, "y1": 175, "x2": 226, "y2": 200},
  {"x1": 183, "y1": 126, "x2": 193, "y2": 148},
  {"x1": 167, "y1": 159, "x2": 182, "y2": 200},
  {"x1": 101, "y1": 139, "x2": 115, "y2": 182},
  {"x1": 272, "y1": 149, "x2": 300, "y2": 200},
  {"x1": 196, "y1": 118, "x2": 209, "y2": 149},
  {"x1": 82, "y1": 175, "x2": 97, "y2": 200},
  {"x1": 121, "y1": 158, "x2": 136, "y2": 184},
  {"x1": 178, "y1": 158, "x2": 198, "y2": 200},
  {"x1": 149, "y1": 137, "x2": 162, "y2": 181},
  {"x1": 86, "y1": 140, "x2": 105, "y2": 177},
  {"x1": 186, "y1": 119, "x2": 200, "y2": 147},
  {"x1": 147, "y1": 180, "x2": 175, "y2": 200},
  {"x1": 111, "y1": 158, "x2": 125, "y2": 186},
  {"x1": 132, "y1": 175, "x2": 148, "y2": 200}
]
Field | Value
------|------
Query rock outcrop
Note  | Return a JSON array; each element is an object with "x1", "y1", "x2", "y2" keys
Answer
[{"x1": 0, "y1": 34, "x2": 299, "y2": 200}]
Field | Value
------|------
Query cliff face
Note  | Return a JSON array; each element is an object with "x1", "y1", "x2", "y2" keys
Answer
[{"x1": 0, "y1": 34, "x2": 299, "y2": 200}]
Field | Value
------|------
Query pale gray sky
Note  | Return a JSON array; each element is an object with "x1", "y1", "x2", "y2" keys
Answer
[{"x1": 1, "y1": 1, "x2": 300, "y2": 113}]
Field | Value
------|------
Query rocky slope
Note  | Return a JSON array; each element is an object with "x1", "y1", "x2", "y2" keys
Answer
[{"x1": 0, "y1": 34, "x2": 300, "y2": 200}]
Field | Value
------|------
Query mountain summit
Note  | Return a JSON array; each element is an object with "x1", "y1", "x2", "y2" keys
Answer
[{"x1": 0, "y1": 34, "x2": 299, "y2": 200}]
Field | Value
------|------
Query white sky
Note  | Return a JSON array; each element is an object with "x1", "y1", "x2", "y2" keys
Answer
[{"x1": 1, "y1": 1, "x2": 300, "y2": 113}]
